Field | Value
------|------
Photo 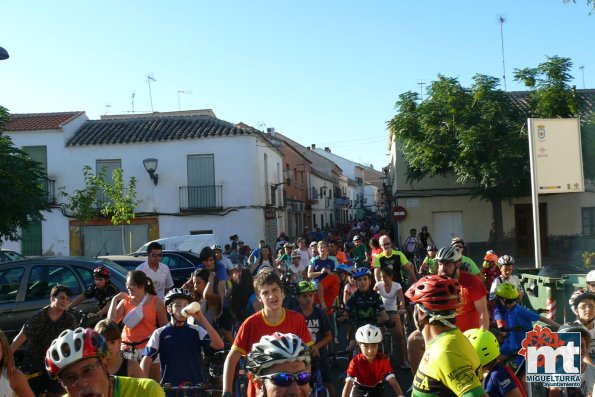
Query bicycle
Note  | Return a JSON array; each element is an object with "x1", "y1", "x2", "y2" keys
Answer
[
  {"x1": 162, "y1": 382, "x2": 221, "y2": 397},
  {"x1": 310, "y1": 356, "x2": 330, "y2": 397},
  {"x1": 234, "y1": 356, "x2": 248, "y2": 397}
]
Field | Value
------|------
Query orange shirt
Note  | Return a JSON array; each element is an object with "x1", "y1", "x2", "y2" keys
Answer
[
  {"x1": 121, "y1": 295, "x2": 158, "y2": 350},
  {"x1": 334, "y1": 251, "x2": 348, "y2": 264}
]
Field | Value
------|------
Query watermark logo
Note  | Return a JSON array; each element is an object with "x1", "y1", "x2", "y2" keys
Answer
[{"x1": 520, "y1": 324, "x2": 581, "y2": 387}]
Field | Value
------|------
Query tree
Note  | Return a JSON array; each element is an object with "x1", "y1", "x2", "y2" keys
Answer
[
  {"x1": 562, "y1": 0, "x2": 595, "y2": 14},
  {"x1": 388, "y1": 74, "x2": 526, "y2": 250},
  {"x1": 0, "y1": 106, "x2": 50, "y2": 242},
  {"x1": 61, "y1": 166, "x2": 140, "y2": 254}
]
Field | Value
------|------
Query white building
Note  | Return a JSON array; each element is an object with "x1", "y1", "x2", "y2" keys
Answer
[{"x1": 4, "y1": 110, "x2": 285, "y2": 255}]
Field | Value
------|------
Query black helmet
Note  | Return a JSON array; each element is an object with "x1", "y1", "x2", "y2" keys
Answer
[
  {"x1": 164, "y1": 288, "x2": 192, "y2": 306},
  {"x1": 93, "y1": 266, "x2": 110, "y2": 278}
]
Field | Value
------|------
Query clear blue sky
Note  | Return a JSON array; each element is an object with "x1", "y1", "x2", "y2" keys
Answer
[{"x1": 1, "y1": 0, "x2": 593, "y2": 170}]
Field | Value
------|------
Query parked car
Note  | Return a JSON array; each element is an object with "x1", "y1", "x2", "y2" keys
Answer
[
  {"x1": 0, "y1": 257, "x2": 127, "y2": 340},
  {"x1": 98, "y1": 255, "x2": 145, "y2": 271},
  {"x1": 129, "y1": 250, "x2": 203, "y2": 287},
  {"x1": 0, "y1": 249, "x2": 26, "y2": 263},
  {"x1": 134, "y1": 234, "x2": 217, "y2": 254}
]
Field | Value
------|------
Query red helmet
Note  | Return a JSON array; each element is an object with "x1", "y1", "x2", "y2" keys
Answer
[
  {"x1": 405, "y1": 275, "x2": 461, "y2": 311},
  {"x1": 93, "y1": 266, "x2": 110, "y2": 278}
]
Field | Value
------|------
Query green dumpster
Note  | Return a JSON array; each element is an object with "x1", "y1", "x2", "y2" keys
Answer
[{"x1": 519, "y1": 273, "x2": 565, "y2": 325}]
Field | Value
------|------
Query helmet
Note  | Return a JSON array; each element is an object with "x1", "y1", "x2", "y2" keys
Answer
[
  {"x1": 246, "y1": 332, "x2": 311, "y2": 376},
  {"x1": 45, "y1": 328, "x2": 108, "y2": 378},
  {"x1": 297, "y1": 281, "x2": 316, "y2": 294},
  {"x1": 352, "y1": 267, "x2": 371, "y2": 279},
  {"x1": 497, "y1": 255, "x2": 515, "y2": 266},
  {"x1": 484, "y1": 253, "x2": 498, "y2": 263},
  {"x1": 405, "y1": 275, "x2": 461, "y2": 311},
  {"x1": 164, "y1": 288, "x2": 192, "y2": 306},
  {"x1": 93, "y1": 266, "x2": 110, "y2": 278},
  {"x1": 435, "y1": 246, "x2": 461, "y2": 263},
  {"x1": 587, "y1": 270, "x2": 595, "y2": 283},
  {"x1": 451, "y1": 237, "x2": 465, "y2": 246},
  {"x1": 353, "y1": 235, "x2": 361, "y2": 241},
  {"x1": 208, "y1": 350, "x2": 227, "y2": 379},
  {"x1": 463, "y1": 329, "x2": 500, "y2": 366},
  {"x1": 291, "y1": 249, "x2": 301, "y2": 258},
  {"x1": 494, "y1": 282, "x2": 519, "y2": 300},
  {"x1": 568, "y1": 288, "x2": 595, "y2": 310},
  {"x1": 212, "y1": 244, "x2": 222, "y2": 251},
  {"x1": 558, "y1": 322, "x2": 591, "y2": 340},
  {"x1": 355, "y1": 324, "x2": 383, "y2": 344},
  {"x1": 426, "y1": 244, "x2": 437, "y2": 252},
  {"x1": 335, "y1": 264, "x2": 352, "y2": 274}
]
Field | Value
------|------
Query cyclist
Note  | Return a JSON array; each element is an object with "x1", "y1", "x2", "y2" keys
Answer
[
  {"x1": 307, "y1": 240, "x2": 339, "y2": 312},
  {"x1": 343, "y1": 324, "x2": 404, "y2": 397},
  {"x1": 94, "y1": 319, "x2": 144, "y2": 378},
  {"x1": 494, "y1": 282, "x2": 559, "y2": 367},
  {"x1": 481, "y1": 252, "x2": 500, "y2": 291},
  {"x1": 136, "y1": 242, "x2": 174, "y2": 300},
  {"x1": 343, "y1": 268, "x2": 390, "y2": 353},
  {"x1": 373, "y1": 235, "x2": 416, "y2": 286},
  {"x1": 45, "y1": 328, "x2": 164, "y2": 397},
  {"x1": 450, "y1": 237, "x2": 481, "y2": 276},
  {"x1": 402, "y1": 228, "x2": 423, "y2": 265},
  {"x1": 405, "y1": 275, "x2": 487, "y2": 397},
  {"x1": 294, "y1": 281, "x2": 334, "y2": 396},
  {"x1": 68, "y1": 265, "x2": 120, "y2": 321},
  {"x1": 489, "y1": 255, "x2": 524, "y2": 301},
  {"x1": 351, "y1": 235, "x2": 370, "y2": 267},
  {"x1": 222, "y1": 270, "x2": 312, "y2": 397},
  {"x1": 463, "y1": 328, "x2": 526, "y2": 397},
  {"x1": 140, "y1": 288, "x2": 224, "y2": 396},
  {"x1": 418, "y1": 244, "x2": 438, "y2": 276},
  {"x1": 10, "y1": 284, "x2": 76, "y2": 397},
  {"x1": 587, "y1": 270, "x2": 595, "y2": 293},
  {"x1": 244, "y1": 332, "x2": 311, "y2": 397},
  {"x1": 568, "y1": 289, "x2": 595, "y2": 363}
]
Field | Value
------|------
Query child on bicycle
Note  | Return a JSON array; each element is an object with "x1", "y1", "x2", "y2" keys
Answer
[
  {"x1": 489, "y1": 255, "x2": 524, "y2": 301},
  {"x1": 464, "y1": 328, "x2": 526, "y2": 397},
  {"x1": 493, "y1": 282, "x2": 559, "y2": 367},
  {"x1": 343, "y1": 324, "x2": 404, "y2": 397},
  {"x1": 294, "y1": 281, "x2": 334, "y2": 396},
  {"x1": 481, "y1": 252, "x2": 500, "y2": 291},
  {"x1": 343, "y1": 268, "x2": 390, "y2": 353},
  {"x1": 68, "y1": 265, "x2": 119, "y2": 321},
  {"x1": 307, "y1": 240, "x2": 339, "y2": 312},
  {"x1": 418, "y1": 244, "x2": 438, "y2": 276},
  {"x1": 140, "y1": 288, "x2": 224, "y2": 396}
]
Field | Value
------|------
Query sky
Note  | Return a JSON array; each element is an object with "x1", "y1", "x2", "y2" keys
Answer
[{"x1": 1, "y1": 1, "x2": 593, "y2": 171}]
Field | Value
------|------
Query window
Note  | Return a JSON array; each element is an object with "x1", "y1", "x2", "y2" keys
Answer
[
  {"x1": 25, "y1": 265, "x2": 82, "y2": 301},
  {"x1": 0, "y1": 267, "x2": 24, "y2": 303},
  {"x1": 583, "y1": 208, "x2": 595, "y2": 236},
  {"x1": 161, "y1": 254, "x2": 193, "y2": 270},
  {"x1": 96, "y1": 159, "x2": 121, "y2": 205},
  {"x1": 187, "y1": 154, "x2": 215, "y2": 208}
]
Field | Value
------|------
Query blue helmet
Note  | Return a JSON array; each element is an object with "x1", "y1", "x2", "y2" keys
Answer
[
  {"x1": 335, "y1": 264, "x2": 352, "y2": 274},
  {"x1": 352, "y1": 267, "x2": 371, "y2": 279}
]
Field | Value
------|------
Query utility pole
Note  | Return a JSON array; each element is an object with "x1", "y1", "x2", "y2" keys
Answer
[
  {"x1": 418, "y1": 81, "x2": 426, "y2": 101},
  {"x1": 499, "y1": 16, "x2": 507, "y2": 91}
]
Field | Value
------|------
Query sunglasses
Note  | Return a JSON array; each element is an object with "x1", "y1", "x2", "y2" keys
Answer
[{"x1": 257, "y1": 371, "x2": 311, "y2": 387}]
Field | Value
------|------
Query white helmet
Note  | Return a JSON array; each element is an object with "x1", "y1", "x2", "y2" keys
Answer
[
  {"x1": 45, "y1": 328, "x2": 108, "y2": 378},
  {"x1": 435, "y1": 246, "x2": 461, "y2": 263},
  {"x1": 587, "y1": 270, "x2": 595, "y2": 283},
  {"x1": 355, "y1": 324, "x2": 383, "y2": 344},
  {"x1": 246, "y1": 333, "x2": 310, "y2": 376}
]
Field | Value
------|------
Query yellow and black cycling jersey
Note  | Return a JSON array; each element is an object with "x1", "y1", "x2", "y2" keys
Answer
[{"x1": 413, "y1": 328, "x2": 485, "y2": 397}]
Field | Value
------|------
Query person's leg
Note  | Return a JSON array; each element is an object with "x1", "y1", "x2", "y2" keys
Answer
[
  {"x1": 407, "y1": 329, "x2": 425, "y2": 375},
  {"x1": 389, "y1": 312, "x2": 410, "y2": 368}
]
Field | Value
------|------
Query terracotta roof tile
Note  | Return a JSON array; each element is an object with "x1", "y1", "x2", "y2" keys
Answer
[{"x1": 5, "y1": 111, "x2": 84, "y2": 131}]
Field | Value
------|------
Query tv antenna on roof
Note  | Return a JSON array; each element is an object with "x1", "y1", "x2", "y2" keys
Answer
[
  {"x1": 498, "y1": 16, "x2": 507, "y2": 91},
  {"x1": 257, "y1": 121, "x2": 266, "y2": 132},
  {"x1": 178, "y1": 90, "x2": 193, "y2": 111},
  {"x1": 418, "y1": 80, "x2": 426, "y2": 101},
  {"x1": 579, "y1": 65, "x2": 586, "y2": 89},
  {"x1": 146, "y1": 74, "x2": 156, "y2": 112},
  {"x1": 131, "y1": 91, "x2": 136, "y2": 114},
  {"x1": 104, "y1": 103, "x2": 112, "y2": 115}
]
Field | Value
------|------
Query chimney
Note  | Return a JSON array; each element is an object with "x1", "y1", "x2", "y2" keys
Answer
[
  {"x1": 311, "y1": 144, "x2": 316, "y2": 149},
  {"x1": 324, "y1": 147, "x2": 330, "y2": 152}
]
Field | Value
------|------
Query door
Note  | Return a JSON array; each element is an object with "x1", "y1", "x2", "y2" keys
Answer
[
  {"x1": 432, "y1": 212, "x2": 463, "y2": 248},
  {"x1": 187, "y1": 154, "x2": 215, "y2": 208},
  {"x1": 515, "y1": 203, "x2": 548, "y2": 258}
]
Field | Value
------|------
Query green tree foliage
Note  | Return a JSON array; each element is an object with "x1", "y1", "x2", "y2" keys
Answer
[
  {"x1": 388, "y1": 75, "x2": 526, "y2": 248},
  {"x1": 61, "y1": 166, "x2": 140, "y2": 253},
  {"x1": 0, "y1": 105, "x2": 50, "y2": 241},
  {"x1": 562, "y1": 0, "x2": 595, "y2": 14}
]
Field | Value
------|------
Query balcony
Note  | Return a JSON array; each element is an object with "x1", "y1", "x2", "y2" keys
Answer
[{"x1": 179, "y1": 185, "x2": 223, "y2": 211}]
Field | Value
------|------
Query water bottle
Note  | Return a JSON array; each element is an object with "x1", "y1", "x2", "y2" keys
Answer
[{"x1": 181, "y1": 301, "x2": 201, "y2": 318}]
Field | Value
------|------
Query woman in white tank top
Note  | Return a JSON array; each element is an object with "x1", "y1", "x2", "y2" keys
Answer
[{"x1": 0, "y1": 330, "x2": 34, "y2": 397}]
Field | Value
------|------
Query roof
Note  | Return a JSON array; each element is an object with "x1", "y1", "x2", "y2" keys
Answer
[
  {"x1": 507, "y1": 89, "x2": 595, "y2": 121},
  {"x1": 67, "y1": 114, "x2": 271, "y2": 146},
  {"x1": 5, "y1": 111, "x2": 84, "y2": 131}
]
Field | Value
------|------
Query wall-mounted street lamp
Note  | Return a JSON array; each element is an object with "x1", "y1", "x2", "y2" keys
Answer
[
  {"x1": 0, "y1": 47, "x2": 9, "y2": 61},
  {"x1": 143, "y1": 158, "x2": 159, "y2": 185},
  {"x1": 272, "y1": 169, "x2": 293, "y2": 190}
]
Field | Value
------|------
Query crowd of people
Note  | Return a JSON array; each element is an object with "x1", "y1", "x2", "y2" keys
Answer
[{"x1": 3, "y1": 220, "x2": 595, "y2": 397}]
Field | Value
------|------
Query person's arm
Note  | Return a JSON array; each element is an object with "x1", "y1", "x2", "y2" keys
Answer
[
  {"x1": 155, "y1": 297, "x2": 168, "y2": 327},
  {"x1": 397, "y1": 288, "x2": 406, "y2": 313},
  {"x1": 10, "y1": 369, "x2": 34, "y2": 397},
  {"x1": 388, "y1": 376, "x2": 404, "y2": 397},
  {"x1": 203, "y1": 272, "x2": 220, "y2": 306},
  {"x1": 549, "y1": 387, "x2": 562, "y2": 397},
  {"x1": 474, "y1": 296, "x2": 490, "y2": 329},
  {"x1": 126, "y1": 358, "x2": 145, "y2": 378},
  {"x1": 10, "y1": 330, "x2": 27, "y2": 354},
  {"x1": 222, "y1": 349, "x2": 242, "y2": 394},
  {"x1": 404, "y1": 262, "x2": 418, "y2": 284},
  {"x1": 193, "y1": 309, "x2": 224, "y2": 350},
  {"x1": 504, "y1": 387, "x2": 525, "y2": 397},
  {"x1": 539, "y1": 316, "x2": 560, "y2": 329},
  {"x1": 93, "y1": 303, "x2": 111, "y2": 318},
  {"x1": 107, "y1": 292, "x2": 128, "y2": 323},
  {"x1": 140, "y1": 355, "x2": 154, "y2": 378},
  {"x1": 342, "y1": 379, "x2": 354, "y2": 397},
  {"x1": 307, "y1": 265, "x2": 323, "y2": 279},
  {"x1": 217, "y1": 280, "x2": 226, "y2": 316},
  {"x1": 310, "y1": 330, "x2": 332, "y2": 357},
  {"x1": 67, "y1": 293, "x2": 87, "y2": 310},
  {"x1": 374, "y1": 267, "x2": 382, "y2": 283},
  {"x1": 163, "y1": 267, "x2": 175, "y2": 296}
]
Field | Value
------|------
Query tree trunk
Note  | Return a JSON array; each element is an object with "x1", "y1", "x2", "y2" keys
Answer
[{"x1": 490, "y1": 197, "x2": 504, "y2": 253}]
